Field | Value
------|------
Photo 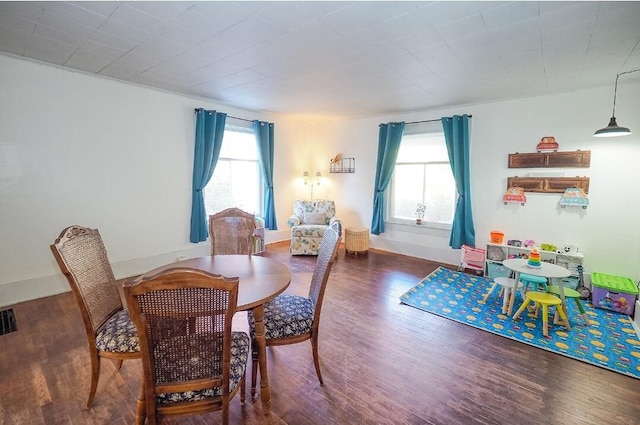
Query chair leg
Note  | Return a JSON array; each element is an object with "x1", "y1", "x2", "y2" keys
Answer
[
  {"x1": 541, "y1": 305, "x2": 549, "y2": 337},
  {"x1": 512, "y1": 298, "x2": 530, "y2": 320},
  {"x1": 135, "y1": 380, "x2": 146, "y2": 425},
  {"x1": 501, "y1": 286, "x2": 511, "y2": 314},
  {"x1": 87, "y1": 349, "x2": 101, "y2": 408},
  {"x1": 574, "y1": 299, "x2": 590, "y2": 325},
  {"x1": 115, "y1": 359, "x2": 123, "y2": 371},
  {"x1": 240, "y1": 372, "x2": 246, "y2": 403},
  {"x1": 250, "y1": 339, "x2": 259, "y2": 399},
  {"x1": 482, "y1": 282, "x2": 499, "y2": 303},
  {"x1": 311, "y1": 334, "x2": 323, "y2": 385},
  {"x1": 555, "y1": 304, "x2": 572, "y2": 331}
]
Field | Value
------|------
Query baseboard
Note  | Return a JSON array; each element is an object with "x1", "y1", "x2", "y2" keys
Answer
[{"x1": 369, "y1": 235, "x2": 460, "y2": 266}]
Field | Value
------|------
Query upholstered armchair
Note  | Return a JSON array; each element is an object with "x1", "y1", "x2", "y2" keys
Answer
[{"x1": 288, "y1": 200, "x2": 342, "y2": 255}]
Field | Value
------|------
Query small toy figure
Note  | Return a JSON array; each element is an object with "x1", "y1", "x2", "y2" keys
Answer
[{"x1": 524, "y1": 239, "x2": 535, "y2": 248}]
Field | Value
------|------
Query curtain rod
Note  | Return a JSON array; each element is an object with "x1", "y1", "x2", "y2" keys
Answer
[
  {"x1": 405, "y1": 115, "x2": 472, "y2": 125},
  {"x1": 194, "y1": 108, "x2": 253, "y2": 123}
]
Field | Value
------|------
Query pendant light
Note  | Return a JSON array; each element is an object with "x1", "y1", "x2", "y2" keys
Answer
[{"x1": 594, "y1": 69, "x2": 640, "y2": 137}]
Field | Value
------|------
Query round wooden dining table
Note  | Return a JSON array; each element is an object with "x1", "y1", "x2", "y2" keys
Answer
[{"x1": 128, "y1": 254, "x2": 291, "y2": 422}]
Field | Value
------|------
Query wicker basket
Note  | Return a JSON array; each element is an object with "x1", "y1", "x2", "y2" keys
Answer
[{"x1": 345, "y1": 227, "x2": 369, "y2": 255}]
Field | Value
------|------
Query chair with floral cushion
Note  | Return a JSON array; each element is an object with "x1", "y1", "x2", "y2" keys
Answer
[
  {"x1": 123, "y1": 268, "x2": 249, "y2": 425},
  {"x1": 288, "y1": 199, "x2": 341, "y2": 255},
  {"x1": 50, "y1": 225, "x2": 140, "y2": 408},
  {"x1": 248, "y1": 227, "x2": 340, "y2": 397}
]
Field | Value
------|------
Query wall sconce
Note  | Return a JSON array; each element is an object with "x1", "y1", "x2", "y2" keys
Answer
[
  {"x1": 303, "y1": 171, "x2": 321, "y2": 199},
  {"x1": 594, "y1": 68, "x2": 640, "y2": 137}
]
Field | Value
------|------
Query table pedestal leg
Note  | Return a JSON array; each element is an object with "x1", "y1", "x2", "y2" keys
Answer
[
  {"x1": 253, "y1": 304, "x2": 271, "y2": 416},
  {"x1": 507, "y1": 271, "x2": 520, "y2": 316}
]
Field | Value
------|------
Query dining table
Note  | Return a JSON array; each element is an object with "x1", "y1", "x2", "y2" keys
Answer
[
  {"x1": 126, "y1": 254, "x2": 291, "y2": 423},
  {"x1": 502, "y1": 258, "x2": 571, "y2": 317}
]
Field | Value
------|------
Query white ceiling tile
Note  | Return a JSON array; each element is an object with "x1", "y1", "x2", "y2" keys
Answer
[
  {"x1": 481, "y1": 1, "x2": 539, "y2": 29},
  {"x1": 123, "y1": 1, "x2": 195, "y2": 22},
  {"x1": 69, "y1": 1, "x2": 120, "y2": 17},
  {"x1": 109, "y1": 3, "x2": 168, "y2": 33},
  {"x1": 0, "y1": 8, "x2": 38, "y2": 33},
  {"x1": 251, "y1": 1, "x2": 316, "y2": 32},
  {"x1": 356, "y1": 1, "x2": 420, "y2": 23},
  {"x1": 98, "y1": 18, "x2": 153, "y2": 44},
  {"x1": 35, "y1": 13, "x2": 94, "y2": 46},
  {"x1": 129, "y1": 36, "x2": 189, "y2": 62},
  {"x1": 88, "y1": 29, "x2": 137, "y2": 53},
  {"x1": 191, "y1": 1, "x2": 251, "y2": 27},
  {"x1": 294, "y1": 1, "x2": 354, "y2": 19},
  {"x1": 39, "y1": 1, "x2": 108, "y2": 29},
  {"x1": 0, "y1": 25, "x2": 31, "y2": 55},
  {"x1": 64, "y1": 46, "x2": 115, "y2": 73},
  {"x1": 23, "y1": 34, "x2": 77, "y2": 65},
  {"x1": 318, "y1": 3, "x2": 374, "y2": 35},
  {"x1": 539, "y1": 2, "x2": 599, "y2": 32}
]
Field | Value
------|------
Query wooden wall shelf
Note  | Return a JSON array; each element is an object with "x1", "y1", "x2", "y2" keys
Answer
[
  {"x1": 508, "y1": 150, "x2": 590, "y2": 168},
  {"x1": 507, "y1": 176, "x2": 590, "y2": 194}
]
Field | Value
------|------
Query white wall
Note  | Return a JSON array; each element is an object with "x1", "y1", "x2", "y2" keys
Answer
[
  {"x1": 2, "y1": 53, "x2": 639, "y2": 307},
  {"x1": 286, "y1": 84, "x2": 640, "y2": 280},
  {"x1": 0, "y1": 54, "x2": 289, "y2": 306}
]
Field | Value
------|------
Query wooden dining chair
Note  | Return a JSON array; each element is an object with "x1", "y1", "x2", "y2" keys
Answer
[
  {"x1": 209, "y1": 207, "x2": 256, "y2": 255},
  {"x1": 50, "y1": 225, "x2": 140, "y2": 408},
  {"x1": 248, "y1": 227, "x2": 340, "y2": 396},
  {"x1": 123, "y1": 268, "x2": 249, "y2": 425}
]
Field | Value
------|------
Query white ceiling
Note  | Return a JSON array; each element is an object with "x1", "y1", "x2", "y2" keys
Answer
[{"x1": 2, "y1": 1, "x2": 640, "y2": 119}]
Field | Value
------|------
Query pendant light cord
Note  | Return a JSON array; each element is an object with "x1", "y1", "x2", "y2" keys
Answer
[{"x1": 612, "y1": 69, "x2": 640, "y2": 117}]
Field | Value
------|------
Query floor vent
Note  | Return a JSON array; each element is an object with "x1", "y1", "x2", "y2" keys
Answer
[{"x1": 1, "y1": 309, "x2": 17, "y2": 335}]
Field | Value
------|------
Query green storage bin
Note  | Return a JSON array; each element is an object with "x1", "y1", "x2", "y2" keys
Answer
[{"x1": 591, "y1": 272, "x2": 638, "y2": 315}]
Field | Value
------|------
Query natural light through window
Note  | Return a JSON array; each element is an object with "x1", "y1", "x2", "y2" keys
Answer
[
  {"x1": 389, "y1": 126, "x2": 456, "y2": 227},
  {"x1": 204, "y1": 125, "x2": 262, "y2": 217}
]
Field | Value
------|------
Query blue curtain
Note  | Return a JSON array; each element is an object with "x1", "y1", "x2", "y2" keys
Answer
[
  {"x1": 371, "y1": 122, "x2": 405, "y2": 234},
  {"x1": 253, "y1": 120, "x2": 277, "y2": 230},
  {"x1": 441, "y1": 115, "x2": 475, "y2": 249},
  {"x1": 189, "y1": 109, "x2": 226, "y2": 243}
]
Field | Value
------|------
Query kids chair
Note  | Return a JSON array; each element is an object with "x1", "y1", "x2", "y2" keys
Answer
[
  {"x1": 519, "y1": 273, "x2": 548, "y2": 292},
  {"x1": 482, "y1": 277, "x2": 523, "y2": 314},
  {"x1": 547, "y1": 285, "x2": 590, "y2": 326},
  {"x1": 513, "y1": 291, "x2": 571, "y2": 337}
]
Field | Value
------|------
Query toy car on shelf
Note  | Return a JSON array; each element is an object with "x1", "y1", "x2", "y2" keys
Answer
[
  {"x1": 536, "y1": 136, "x2": 559, "y2": 152},
  {"x1": 503, "y1": 186, "x2": 526, "y2": 206}
]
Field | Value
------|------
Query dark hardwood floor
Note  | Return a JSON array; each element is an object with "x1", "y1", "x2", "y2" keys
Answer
[{"x1": 1, "y1": 241, "x2": 639, "y2": 424}]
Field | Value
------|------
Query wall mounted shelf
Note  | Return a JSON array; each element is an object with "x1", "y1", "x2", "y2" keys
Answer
[
  {"x1": 506, "y1": 176, "x2": 590, "y2": 194},
  {"x1": 508, "y1": 150, "x2": 591, "y2": 168},
  {"x1": 330, "y1": 157, "x2": 355, "y2": 173}
]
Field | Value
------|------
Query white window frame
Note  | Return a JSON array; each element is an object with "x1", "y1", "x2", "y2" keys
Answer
[
  {"x1": 203, "y1": 122, "x2": 263, "y2": 218},
  {"x1": 387, "y1": 122, "x2": 456, "y2": 230}
]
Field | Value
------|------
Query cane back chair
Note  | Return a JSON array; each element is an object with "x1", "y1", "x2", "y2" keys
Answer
[
  {"x1": 123, "y1": 268, "x2": 249, "y2": 425},
  {"x1": 248, "y1": 227, "x2": 340, "y2": 396},
  {"x1": 209, "y1": 207, "x2": 256, "y2": 255},
  {"x1": 50, "y1": 225, "x2": 140, "y2": 408}
]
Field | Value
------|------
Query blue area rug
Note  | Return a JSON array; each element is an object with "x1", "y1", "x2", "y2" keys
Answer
[{"x1": 400, "y1": 267, "x2": 640, "y2": 379}]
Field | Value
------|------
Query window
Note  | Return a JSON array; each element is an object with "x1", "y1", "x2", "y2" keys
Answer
[
  {"x1": 388, "y1": 123, "x2": 456, "y2": 227},
  {"x1": 203, "y1": 124, "x2": 262, "y2": 217}
]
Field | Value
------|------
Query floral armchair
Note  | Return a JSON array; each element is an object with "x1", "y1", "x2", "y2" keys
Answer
[{"x1": 288, "y1": 200, "x2": 341, "y2": 255}]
